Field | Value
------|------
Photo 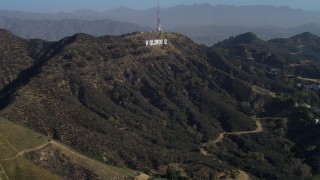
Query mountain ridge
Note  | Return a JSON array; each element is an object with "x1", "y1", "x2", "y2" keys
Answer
[
  {"x1": 0, "y1": 30, "x2": 266, "y2": 178},
  {"x1": 0, "y1": 30, "x2": 320, "y2": 179},
  {"x1": 0, "y1": 17, "x2": 148, "y2": 41},
  {"x1": 1, "y1": 4, "x2": 320, "y2": 45},
  {"x1": 0, "y1": 4, "x2": 315, "y2": 25}
]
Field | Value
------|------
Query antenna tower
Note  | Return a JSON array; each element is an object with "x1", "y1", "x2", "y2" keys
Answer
[{"x1": 157, "y1": 0, "x2": 162, "y2": 32}]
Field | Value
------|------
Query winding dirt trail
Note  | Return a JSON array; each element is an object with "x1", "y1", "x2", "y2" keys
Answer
[
  {"x1": 200, "y1": 117, "x2": 284, "y2": 156},
  {"x1": 0, "y1": 163, "x2": 10, "y2": 180},
  {"x1": 0, "y1": 142, "x2": 49, "y2": 162},
  {"x1": 201, "y1": 118, "x2": 262, "y2": 156},
  {"x1": 252, "y1": 86, "x2": 276, "y2": 97},
  {"x1": 200, "y1": 117, "x2": 285, "y2": 179},
  {"x1": 0, "y1": 139, "x2": 133, "y2": 178}
]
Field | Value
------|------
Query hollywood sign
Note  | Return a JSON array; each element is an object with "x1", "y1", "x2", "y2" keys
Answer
[{"x1": 145, "y1": 39, "x2": 168, "y2": 46}]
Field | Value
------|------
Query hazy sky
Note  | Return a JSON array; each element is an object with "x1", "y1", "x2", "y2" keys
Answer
[{"x1": 1, "y1": 0, "x2": 319, "y2": 12}]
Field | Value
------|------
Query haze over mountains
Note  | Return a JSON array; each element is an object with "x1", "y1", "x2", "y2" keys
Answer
[
  {"x1": 1, "y1": 3, "x2": 320, "y2": 44},
  {"x1": 0, "y1": 17, "x2": 147, "y2": 41}
]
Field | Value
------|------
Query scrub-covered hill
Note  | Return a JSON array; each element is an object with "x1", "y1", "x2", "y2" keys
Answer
[{"x1": 0, "y1": 29, "x2": 320, "y2": 179}]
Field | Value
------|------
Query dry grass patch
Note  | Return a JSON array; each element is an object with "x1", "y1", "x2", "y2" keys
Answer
[
  {"x1": 0, "y1": 118, "x2": 49, "y2": 151},
  {"x1": 1, "y1": 157, "x2": 61, "y2": 180},
  {"x1": 0, "y1": 145, "x2": 17, "y2": 159}
]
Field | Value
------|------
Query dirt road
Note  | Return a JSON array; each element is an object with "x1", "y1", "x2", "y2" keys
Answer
[
  {"x1": 200, "y1": 117, "x2": 285, "y2": 156},
  {"x1": 200, "y1": 117, "x2": 285, "y2": 179},
  {"x1": 297, "y1": 76, "x2": 320, "y2": 83},
  {"x1": 202, "y1": 118, "x2": 262, "y2": 153}
]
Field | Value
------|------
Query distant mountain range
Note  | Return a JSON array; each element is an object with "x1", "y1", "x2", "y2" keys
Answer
[
  {"x1": 173, "y1": 23, "x2": 320, "y2": 45},
  {"x1": 1, "y1": 4, "x2": 320, "y2": 44},
  {"x1": 1, "y1": 4, "x2": 320, "y2": 27},
  {"x1": 0, "y1": 17, "x2": 147, "y2": 41}
]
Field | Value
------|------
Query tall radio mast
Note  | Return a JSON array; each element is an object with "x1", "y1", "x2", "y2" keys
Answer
[{"x1": 156, "y1": 0, "x2": 162, "y2": 32}]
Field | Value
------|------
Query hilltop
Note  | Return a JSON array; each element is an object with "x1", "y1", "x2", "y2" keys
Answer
[{"x1": 0, "y1": 30, "x2": 320, "y2": 179}]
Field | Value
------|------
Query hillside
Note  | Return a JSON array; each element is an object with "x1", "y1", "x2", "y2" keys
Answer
[
  {"x1": 172, "y1": 23, "x2": 320, "y2": 45},
  {"x1": 0, "y1": 29, "x2": 320, "y2": 179},
  {"x1": 0, "y1": 118, "x2": 138, "y2": 179},
  {"x1": 214, "y1": 32, "x2": 320, "y2": 77}
]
